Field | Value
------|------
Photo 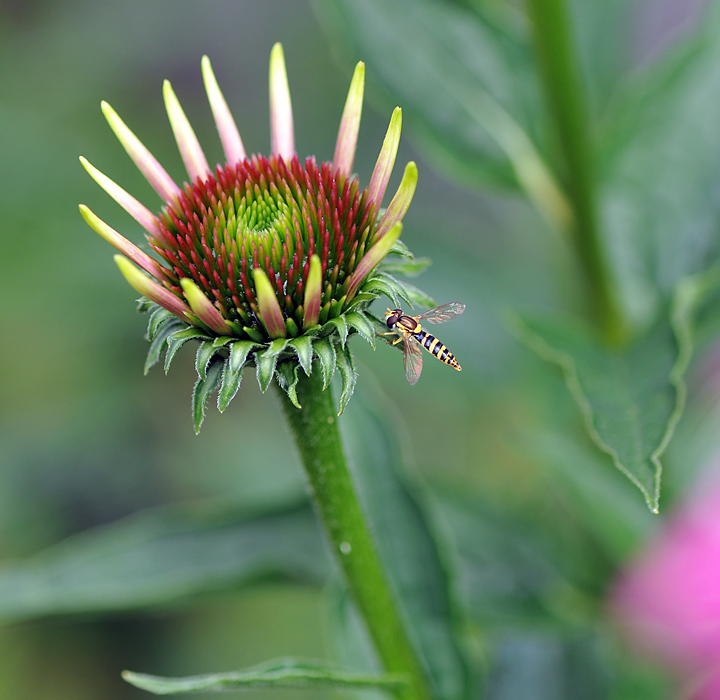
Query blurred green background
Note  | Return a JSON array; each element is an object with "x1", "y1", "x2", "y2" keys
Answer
[{"x1": 1, "y1": 0, "x2": 716, "y2": 698}]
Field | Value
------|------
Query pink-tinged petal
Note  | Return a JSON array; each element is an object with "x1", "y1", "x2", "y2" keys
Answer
[
  {"x1": 346, "y1": 222, "x2": 403, "y2": 301},
  {"x1": 80, "y1": 205, "x2": 165, "y2": 281},
  {"x1": 80, "y1": 157, "x2": 162, "y2": 238},
  {"x1": 253, "y1": 268, "x2": 286, "y2": 339},
  {"x1": 101, "y1": 101, "x2": 181, "y2": 203},
  {"x1": 374, "y1": 161, "x2": 417, "y2": 242},
  {"x1": 333, "y1": 62, "x2": 365, "y2": 177},
  {"x1": 114, "y1": 255, "x2": 193, "y2": 321},
  {"x1": 302, "y1": 254, "x2": 322, "y2": 329},
  {"x1": 269, "y1": 43, "x2": 295, "y2": 160},
  {"x1": 368, "y1": 107, "x2": 402, "y2": 208},
  {"x1": 201, "y1": 55, "x2": 246, "y2": 165},
  {"x1": 179, "y1": 278, "x2": 233, "y2": 335},
  {"x1": 163, "y1": 79, "x2": 211, "y2": 183}
]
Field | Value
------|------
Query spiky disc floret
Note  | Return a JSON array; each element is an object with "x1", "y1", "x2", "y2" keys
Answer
[
  {"x1": 80, "y1": 46, "x2": 432, "y2": 431},
  {"x1": 153, "y1": 154, "x2": 377, "y2": 340}
]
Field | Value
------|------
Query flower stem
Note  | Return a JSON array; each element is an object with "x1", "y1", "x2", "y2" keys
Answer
[
  {"x1": 525, "y1": 0, "x2": 626, "y2": 344},
  {"x1": 276, "y1": 370, "x2": 431, "y2": 700}
]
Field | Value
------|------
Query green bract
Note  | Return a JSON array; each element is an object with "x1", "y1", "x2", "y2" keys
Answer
[{"x1": 80, "y1": 44, "x2": 430, "y2": 431}]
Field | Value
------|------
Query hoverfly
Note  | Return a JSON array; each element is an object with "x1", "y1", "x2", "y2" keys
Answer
[{"x1": 382, "y1": 303, "x2": 465, "y2": 384}]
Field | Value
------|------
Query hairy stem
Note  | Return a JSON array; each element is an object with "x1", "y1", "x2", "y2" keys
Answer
[
  {"x1": 525, "y1": 0, "x2": 625, "y2": 343},
  {"x1": 276, "y1": 370, "x2": 431, "y2": 700}
]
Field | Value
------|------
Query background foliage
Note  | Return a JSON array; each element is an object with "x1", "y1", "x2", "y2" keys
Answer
[{"x1": 1, "y1": 0, "x2": 718, "y2": 697}]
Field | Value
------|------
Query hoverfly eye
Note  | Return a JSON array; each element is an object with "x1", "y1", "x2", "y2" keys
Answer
[{"x1": 386, "y1": 314, "x2": 398, "y2": 328}]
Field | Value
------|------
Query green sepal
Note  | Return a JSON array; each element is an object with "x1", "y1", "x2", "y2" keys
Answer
[
  {"x1": 289, "y1": 335, "x2": 313, "y2": 376},
  {"x1": 380, "y1": 258, "x2": 432, "y2": 277},
  {"x1": 136, "y1": 297, "x2": 155, "y2": 314},
  {"x1": 401, "y1": 280, "x2": 436, "y2": 309},
  {"x1": 361, "y1": 275, "x2": 402, "y2": 308},
  {"x1": 144, "y1": 318, "x2": 185, "y2": 375},
  {"x1": 374, "y1": 271, "x2": 415, "y2": 309},
  {"x1": 256, "y1": 339, "x2": 288, "y2": 393},
  {"x1": 147, "y1": 305, "x2": 176, "y2": 341},
  {"x1": 192, "y1": 357, "x2": 224, "y2": 434},
  {"x1": 345, "y1": 311, "x2": 376, "y2": 348},
  {"x1": 195, "y1": 340, "x2": 217, "y2": 381},
  {"x1": 276, "y1": 361, "x2": 301, "y2": 409},
  {"x1": 314, "y1": 337, "x2": 337, "y2": 389},
  {"x1": 336, "y1": 344, "x2": 357, "y2": 415},
  {"x1": 218, "y1": 341, "x2": 259, "y2": 412},
  {"x1": 388, "y1": 239, "x2": 414, "y2": 258},
  {"x1": 325, "y1": 316, "x2": 348, "y2": 347},
  {"x1": 122, "y1": 658, "x2": 408, "y2": 695},
  {"x1": 165, "y1": 327, "x2": 210, "y2": 373},
  {"x1": 344, "y1": 292, "x2": 379, "y2": 313}
]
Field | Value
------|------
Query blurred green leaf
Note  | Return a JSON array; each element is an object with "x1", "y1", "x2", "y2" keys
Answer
[
  {"x1": 341, "y1": 383, "x2": 471, "y2": 700},
  {"x1": 0, "y1": 501, "x2": 329, "y2": 625},
  {"x1": 599, "y1": 4, "x2": 720, "y2": 323},
  {"x1": 511, "y1": 313, "x2": 680, "y2": 512},
  {"x1": 510, "y1": 262, "x2": 720, "y2": 511},
  {"x1": 316, "y1": 0, "x2": 570, "y2": 225},
  {"x1": 484, "y1": 631, "x2": 609, "y2": 700},
  {"x1": 123, "y1": 657, "x2": 407, "y2": 695}
]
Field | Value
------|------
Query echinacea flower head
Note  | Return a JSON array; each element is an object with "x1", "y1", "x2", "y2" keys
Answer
[{"x1": 80, "y1": 44, "x2": 430, "y2": 431}]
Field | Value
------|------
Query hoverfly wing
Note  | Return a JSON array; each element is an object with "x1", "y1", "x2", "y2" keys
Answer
[
  {"x1": 417, "y1": 302, "x2": 465, "y2": 325},
  {"x1": 403, "y1": 335, "x2": 424, "y2": 385}
]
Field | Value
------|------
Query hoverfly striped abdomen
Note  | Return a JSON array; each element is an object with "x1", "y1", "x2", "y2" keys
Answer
[{"x1": 414, "y1": 330, "x2": 461, "y2": 370}]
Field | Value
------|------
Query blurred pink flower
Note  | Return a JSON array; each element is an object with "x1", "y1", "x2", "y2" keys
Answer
[{"x1": 612, "y1": 479, "x2": 720, "y2": 693}]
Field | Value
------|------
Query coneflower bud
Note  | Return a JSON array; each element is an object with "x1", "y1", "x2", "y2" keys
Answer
[{"x1": 80, "y1": 44, "x2": 429, "y2": 431}]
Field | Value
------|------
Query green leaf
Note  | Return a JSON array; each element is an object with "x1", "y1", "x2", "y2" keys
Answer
[
  {"x1": 0, "y1": 502, "x2": 329, "y2": 625},
  {"x1": 192, "y1": 357, "x2": 224, "y2": 434},
  {"x1": 314, "y1": 337, "x2": 337, "y2": 389},
  {"x1": 144, "y1": 318, "x2": 185, "y2": 375},
  {"x1": 164, "y1": 327, "x2": 209, "y2": 373},
  {"x1": 289, "y1": 335, "x2": 313, "y2": 375},
  {"x1": 346, "y1": 311, "x2": 376, "y2": 348},
  {"x1": 255, "y1": 339, "x2": 287, "y2": 393},
  {"x1": 340, "y1": 382, "x2": 471, "y2": 700},
  {"x1": 335, "y1": 345, "x2": 357, "y2": 416},
  {"x1": 123, "y1": 658, "x2": 407, "y2": 695},
  {"x1": 510, "y1": 260, "x2": 720, "y2": 512}
]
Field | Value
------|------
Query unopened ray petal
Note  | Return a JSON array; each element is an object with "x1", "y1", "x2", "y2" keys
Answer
[
  {"x1": 163, "y1": 80, "x2": 210, "y2": 183},
  {"x1": 368, "y1": 107, "x2": 402, "y2": 208},
  {"x1": 253, "y1": 268, "x2": 286, "y2": 339},
  {"x1": 114, "y1": 255, "x2": 193, "y2": 320},
  {"x1": 346, "y1": 223, "x2": 403, "y2": 301},
  {"x1": 180, "y1": 278, "x2": 232, "y2": 335},
  {"x1": 269, "y1": 43, "x2": 295, "y2": 160},
  {"x1": 302, "y1": 254, "x2": 322, "y2": 329},
  {"x1": 80, "y1": 205, "x2": 164, "y2": 281},
  {"x1": 101, "y1": 101, "x2": 181, "y2": 203},
  {"x1": 80, "y1": 157, "x2": 161, "y2": 237},
  {"x1": 374, "y1": 161, "x2": 417, "y2": 242},
  {"x1": 333, "y1": 62, "x2": 365, "y2": 176},
  {"x1": 201, "y1": 55, "x2": 246, "y2": 165}
]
